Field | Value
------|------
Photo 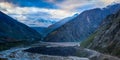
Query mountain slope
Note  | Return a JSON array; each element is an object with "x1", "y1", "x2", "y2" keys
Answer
[
  {"x1": 82, "y1": 10, "x2": 120, "y2": 58},
  {"x1": 44, "y1": 4, "x2": 120, "y2": 42},
  {"x1": 31, "y1": 27, "x2": 47, "y2": 35},
  {"x1": 44, "y1": 14, "x2": 79, "y2": 37},
  {"x1": 31, "y1": 14, "x2": 78, "y2": 38},
  {"x1": 0, "y1": 11, "x2": 41, "y2": 43}
]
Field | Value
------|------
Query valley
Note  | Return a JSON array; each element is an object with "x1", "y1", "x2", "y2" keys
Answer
[
  {"x1": 0, "y1": 1, "x2": 120, "y2": 60},
  {"x1": 0, "y1": 42, "x2": 89, "y2": 60},
  {"x1": 0, "y1": 42, "x2": 119, "y2": 60}
]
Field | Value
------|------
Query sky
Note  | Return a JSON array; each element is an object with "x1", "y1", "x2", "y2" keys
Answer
[{"x1": 0, "y1": 0, "x2": 120, "y2": 27}]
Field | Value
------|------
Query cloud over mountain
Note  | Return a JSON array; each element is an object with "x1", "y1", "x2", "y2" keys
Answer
[{"x1": 0, "y1": 0, "x2": 120, "y2": 27}]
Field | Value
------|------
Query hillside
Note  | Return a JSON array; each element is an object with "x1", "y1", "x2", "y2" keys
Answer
[
  {"x1": 81, "y1": 10, "x2": 120, "y2": 58},
  {"x1": 0, "y1": 11, "x2": 41, "y2": 43},
  {"x1": 31, "y1": 27, "x2": 47, "y2": 36},
  {"x1": 44, "y1": 4, "x2": 120, "y2": 42}
]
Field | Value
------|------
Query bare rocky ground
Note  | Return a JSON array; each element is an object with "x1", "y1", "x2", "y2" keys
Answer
[{"x1": 0, "y1": 42, "x2": 119, "y2": 60}]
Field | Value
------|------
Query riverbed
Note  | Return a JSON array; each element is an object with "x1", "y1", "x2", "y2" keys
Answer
[
  {"x1": 0, "y1": 42, "x2": 119, "y2": 60},
  {"x1": 0, "y1": 42, "x2": 90, "y2": 60}
]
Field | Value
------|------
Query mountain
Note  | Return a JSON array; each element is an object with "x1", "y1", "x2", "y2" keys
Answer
[
  {"x1": 31, "y1": 14, "x2": 79, "y2": 38},
  {"x1": 12, "y1": 16, "x2": 57, "y2": 27},
  {"x1": 0, "y1": 11, "x2": 41, "y2": 43},
  {"x1": 81, "y1": 10, "x2": 120, "y2": 58},
  {"x1": 27, "y1": 18, "x2": 56, "y2": 27},
  {"x1": 44, "y1": 13, "x2": 79, "y2": 37},
  {"x1": 31, "y1": 27, "x2": 47, "y2": 35},
  {"x1": 44, "y1": 4, "x2": 120, "y2": 42},
  {"x1": 10, "y1": 11, "x2": 57, "y2": 27}
]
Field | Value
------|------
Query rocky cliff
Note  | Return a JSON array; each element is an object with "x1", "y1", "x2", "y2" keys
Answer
[
  {"x1": 44, "y1": 4, "x2": 120, "y2": 42},
  {"x1": 0, "y1": 11, "x2": 41, "y2": 43},
  {"x1": 81, "y1": 10, "x2": 120, "y2": 58}
]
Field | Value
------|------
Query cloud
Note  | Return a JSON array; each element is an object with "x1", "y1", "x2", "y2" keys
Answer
[
  {"x1": 46, "y1": 0, "x2": 120, "y2": 12},
  {"x1": 0, "y1": 2, "x2": 15, "y2": 9},
  {"x1": 0, "y1": 0, "x2": 57, "y2": 9},
  {"x1": 45, "y1": 0, "x2": 64, "y2": 3},
  {"x1": 1, "y1": 0, "x2": 120, "y2": 17},
  {"x1": 93, "y1": 0, "x2": 120, "y2": 8},
  {"x1": 100, "y1": 0, "x2": 120, "y2": 4},
  {"x1": 0, "y1": 2, "x2": 76, "y2": 27},
  {"x1": 56, "y1": 0, "x2": 93, "y2": 11},
  {"x1": 0, "y1": 2, "x2": 75, "y2": 20},
  {"x1": 0, "y1": 0, "x2": 120, "y2": 27}
]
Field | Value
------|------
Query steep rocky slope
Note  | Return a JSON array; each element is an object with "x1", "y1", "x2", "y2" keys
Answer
[
  {"x1": 81, "y1": 10, "x2": 120, "y2": 58},
  {"x1": 0, "y1": 11, "x2": 41, "y2": 43},
  {"x1": 44, "y1": 4, "x2": 120, "y2": 42}
]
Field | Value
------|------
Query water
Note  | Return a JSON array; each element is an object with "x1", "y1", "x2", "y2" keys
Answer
[
  {"x1": 24, "y1": 46, "x2": 77, "y2": 56},
  {"x1": 0, "y1": 42, "x2": 89, "y2": 60}
]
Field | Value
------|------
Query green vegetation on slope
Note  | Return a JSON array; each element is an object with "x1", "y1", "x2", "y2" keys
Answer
[
  {"x1": 80, "y1": 32, "x2": 97, "y2": 48},
  {"x1": 80, "y1": 10, "x2": 120, "y2": 58},
  {"x1": 80, "y1": 23, "x2": 111, "y2": 48}
]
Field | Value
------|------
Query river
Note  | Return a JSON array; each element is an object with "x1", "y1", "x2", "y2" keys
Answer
[
  {"x1": 0, "y1": 42, "x2": 119, "y2": 60},
  {"x1": 0, "y1": 42, "x2": 90, "y2": 60}
]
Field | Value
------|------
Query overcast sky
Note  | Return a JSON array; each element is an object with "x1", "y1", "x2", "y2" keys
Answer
[{"x1": 0, "y1": 0, "x2": 120, "y2": 27}]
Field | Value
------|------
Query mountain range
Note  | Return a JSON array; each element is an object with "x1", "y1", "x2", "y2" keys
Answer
[
  {"x1": 31, "y1": 13, "x2": 79, "y2": 38},
  {"x1": 81, "y1": 10, "x2": 120, "y2": 58},
  {"x1": 0, "y1": 11, "x2": 41, "y2": 43},
  {"x1": 44, "y1": 4, "x2": 120, "y2": 42}
]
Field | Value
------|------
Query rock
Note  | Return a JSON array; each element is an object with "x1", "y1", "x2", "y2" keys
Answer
[{"x1": 84, "y1": 10, "x2": 120, "y2": 58}]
